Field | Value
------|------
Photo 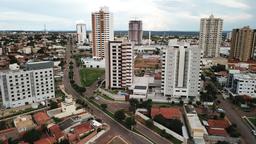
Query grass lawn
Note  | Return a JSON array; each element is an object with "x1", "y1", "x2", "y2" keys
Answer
[
  {"x1": 80, "y1": 68, "x2": 105, "y2": 87},
  {"x1": 248, "y1": 117, "x2": 256, "y2": 127}
]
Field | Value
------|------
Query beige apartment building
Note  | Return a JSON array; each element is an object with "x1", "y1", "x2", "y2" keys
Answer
[
  {"x1": 229, "y1": 26, "x2": 256, "y2": 62},
  {"x1": 199, "y1": 15, "x2": 223, "y2": 57},
  {"x1": 105, "y1": 41, "x2": 133, "y2": 89}
]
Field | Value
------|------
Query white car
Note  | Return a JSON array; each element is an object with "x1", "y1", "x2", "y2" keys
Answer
[
  {"x1": 217, "y1": 108, "x2": 225, "y2": 113},
  {"x1": 252, "y1": 130, "x2": 256, "y2": 136}
]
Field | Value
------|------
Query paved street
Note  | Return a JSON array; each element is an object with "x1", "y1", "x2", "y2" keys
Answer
[
  {"x1": 135, "y1": 122, "x2": 172, "y2": 144},
  {"x1": 95, "y1": 89, "x2": 173, "y2": 144},
  {"x1": 217, "y1": 95, "x2": 256, "y2": 144},
  {"x1": 63, "y1": 37, "x2": 152, "y2": 144}
]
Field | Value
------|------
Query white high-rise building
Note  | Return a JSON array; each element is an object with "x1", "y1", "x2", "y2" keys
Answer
[
  {"x1": 76, "y1": 23, "x2": 87, "y2": 45},
  {"x1": 92, "y1": 6, "x2": 114, "y2": 58},
  {"x1": 0, "y1": 61, "x2": 55, "y2": 108},
  {"x1": 161, "y1": 40, "x2": 202, "y2": 101},
  {"x1": 226, "y1": 32, "x2": 232, "y2": 40},
  {"x1": 105, "y1": 41, "x2": 133, "y2": 89},
  {"x1": 199, "y1": 15, "x2": 223, "y2": 57}
]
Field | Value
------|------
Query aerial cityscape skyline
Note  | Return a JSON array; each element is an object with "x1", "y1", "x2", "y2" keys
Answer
[
  {"x1": 0, "y1": 0, "x2": 255, "y2": 31},
  {"x1": 1, "y1": 1, "x2": 256, "y2": 144}
]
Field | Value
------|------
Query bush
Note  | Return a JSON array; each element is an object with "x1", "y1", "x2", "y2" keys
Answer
[{"x1": 226, "y1": 124, "x2": 240, "y2": 137}]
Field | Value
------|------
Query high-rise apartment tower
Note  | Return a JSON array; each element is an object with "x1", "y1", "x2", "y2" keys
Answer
[
  {"x1": 92, "y1": 7, "x2": 114, "y2": 58},
  {"x1": 161, "y1": 40, "x2": 202, "y2": 101},
  {"x1": 128, "y1": 20, "x2": 143, "y2": 45},
  {"x1": 229, "y1": 26, "x2": 256, "y2": 62},
  {"x1": 76, "y1": 23, "x2": 87, "y2": 45},
  {"x1": 199, "y1": 15, "x2": 223, "y2": 57},
  {"x1": 105, "y1": 41, "x2": 133, "y2": 89}
]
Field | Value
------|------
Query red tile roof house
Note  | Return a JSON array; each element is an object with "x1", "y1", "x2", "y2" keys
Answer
[
  {"x1": 67, "y1": 122, "x2": 94, "y2": 143},
  {"x1": 33, "y1": 112, "x2": 51, "y2": 125},
  {"x1": 48, "y1": 124, "x2": 65, "y2": 142},
  {"x1": 34, "y1": 137, "x2": 56, "y2": 144},
  {"x1": 207, "y1": 119, "x2": 230, "y2": 137},
  {"x1": 151, "y1": 107, "x2": 182, "y2": 120}
]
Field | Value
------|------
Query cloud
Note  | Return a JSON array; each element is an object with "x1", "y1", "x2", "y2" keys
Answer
[
  {"x1": 0, "y1": 0, "x2": 255, "y2": 30},
  {"x1": 211, "y1": 0, "x2": 250, "y2": 9}
]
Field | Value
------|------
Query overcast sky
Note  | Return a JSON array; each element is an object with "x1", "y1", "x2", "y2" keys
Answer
[{"x1": 0, "y1": 0, "x2": 255, "y2": 31}]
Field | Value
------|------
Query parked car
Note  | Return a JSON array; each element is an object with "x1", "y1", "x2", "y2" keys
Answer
[
  {"x1": 252, "y1": 130, "x2": 256, "y2": 136},
  {"x1": 217, "y1": 108, "x2": 225, "y2": 113}
]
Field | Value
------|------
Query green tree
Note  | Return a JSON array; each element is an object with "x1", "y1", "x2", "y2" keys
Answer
[
  {"x1": 49, "y1": 100, "x2": 58, "y2": 109},
  {"x1": 216, "y1": 141, "x2": 230, "y2": 144},
  {"x1": 154, "y1": 114, "x2": 183, "y2": 135},
  {"x1": 125, "y1": 117, "x2": 136, "y2": 129},
  {"x1": 37, "y1": 48, "x2": 44, "y2": 53},
  {"x1": 179, "y1": 100, "x2": 184, "y2": 105},
  {"x1": 220, "y1": 112, "x2": 225, "y2": 119},
  {"x1": 226, "y1": 124, "x2": 240, "y2": 137},
  {"x1": 58, "y1": 139, "x2": 70, "y2": 144},
  {"x1": 114, "y1": 110, "x2": 126, "y2": 121},
  {"x1": 145, "y1": 119, "x2": 154, "y2": 128},
  {"x1": 69, "y1": 65, "x2": 73, "y2": 69},
  {"x1": 100, "y1": 104, "x2": 108, "y2": 111},
  {"x1": 0, "y1": 121, "x2": 6, "y2": 130},
  {"x1": 23, "y1": 129, "x2": 42, "y2": 143},
  {"x1": 129, "y1": 98, "x2": 139, "y2": 113},
  {"x1": 9, "y1": 56, "x2": 18, "y2": 64}
]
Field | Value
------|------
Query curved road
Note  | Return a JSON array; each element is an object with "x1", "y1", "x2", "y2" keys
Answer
[{"x1": 63, "y1": 37, "x2": 152, "y2": 144}]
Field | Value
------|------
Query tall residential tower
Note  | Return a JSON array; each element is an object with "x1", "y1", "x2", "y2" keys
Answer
[
  {"x1": 105, "y1": 41, "x2": 134, "y2": 89},
  {"x1": 199, "y1": 15, "x2": 223, "y2": 57},
  {"x1": 128, "y1": 20, "x2": 143, "y2": 45},
  {"x1": 161, "y1": 40, "x2": 202, "y2": 102},
  {"x1": 76, "y1": 23, "x2": 87, "y2": 45},
  {"x1": 92, "y1": 7, "x2": 114, "y2": 58},
  {"x1": 229, "y1": 26, "x2": 256, "y2": 62}
]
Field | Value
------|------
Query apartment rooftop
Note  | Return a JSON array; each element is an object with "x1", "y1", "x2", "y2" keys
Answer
[
  {"x1": 25, "y1": 61, "x2": 54, "y2": 70},
  {"x1": 13, "y1": 115, "x2": 36, "y2": 133},
  {"x1": 233, "y1": 73, "x2": 256, "y2": 80}
]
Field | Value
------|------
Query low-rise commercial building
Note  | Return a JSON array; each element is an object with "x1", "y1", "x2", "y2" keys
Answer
[
  {"x1": 81, "y1": 57, "x2": 105, "y2": 68},
  {"x1": 184, "y1": 105, "x2": 207, "y2": 144},
  {"x1": 227, "y1": 72, "x2": 256, "y2": 98},
  {"x1": 14, "y1": 115, "x2": 36, "y2": 133}
]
